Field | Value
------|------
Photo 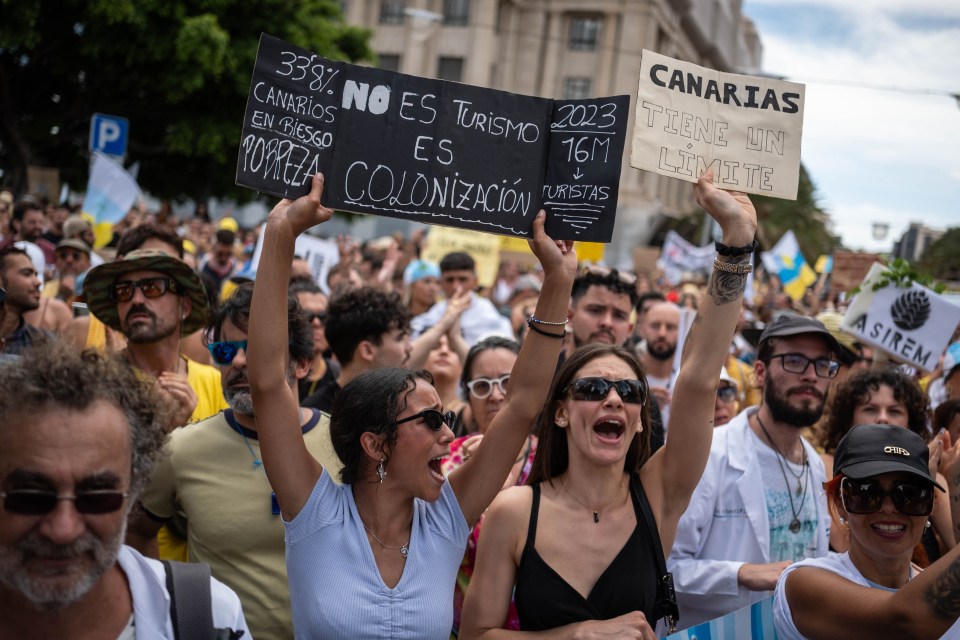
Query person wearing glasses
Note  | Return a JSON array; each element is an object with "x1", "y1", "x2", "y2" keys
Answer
[
  {"x1": 84, "y1": 248, "x2": 227, "y2": 431},
  {"x1": 246, "y1": 173, "x2": 576, "y2": 639},
  {"x1": 289, "y1": 277, "x2": 341, "y2": 407},
  {"x1": 129, "y1": 281, "x2": 326, "y2": 640},
  {"x1": 669, "y1": 314, "x2": 842, "y2": 629},
  {"x1": 437, "y1": 336, "x2": 527, "y2": 636},
  {"x1": 714, "y1": 367, "x2": 740, "y2": 427},
  {"x1": 460, "y1": 170, "x2": 756, "y2": 639},
  {"x1": 817, "y1": 368, "x2": 955, "y2": 562},
  {"x1": 0, "y1": 341, "x2": 250, "y2": 639},
  {"x1": 84, "y1": 248, "x2": 228, "y2": 564},
  {"x1": 773, "y1": 424, "x2": 960, "y2": 638}
]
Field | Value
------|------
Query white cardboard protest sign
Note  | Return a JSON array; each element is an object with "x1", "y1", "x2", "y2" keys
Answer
[
  {"x1": 251, "y1": 231, "x2": 340, "y2": 294},
  {"x1": 631, "y1": 50, "x2": 805, "y2": 200},
  {"x1": 841, "y1": 263, "x2": 959, "y2": 373}
]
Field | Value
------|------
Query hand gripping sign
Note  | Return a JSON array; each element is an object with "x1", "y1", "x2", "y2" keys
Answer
[{"x1": 236, "y1": 34, "x2": 629, "y2": 242}]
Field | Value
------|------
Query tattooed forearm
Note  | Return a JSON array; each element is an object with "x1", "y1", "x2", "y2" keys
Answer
[
  {"x1": 708, "y1": 257, "x2": 750, "y2": 305},
  {"x1": 926, "y1": 559, "x2": 960, "y2": 619}
]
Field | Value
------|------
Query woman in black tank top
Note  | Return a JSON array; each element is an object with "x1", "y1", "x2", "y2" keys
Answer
[{"x1": 459, "y1": 171, "x2": 757, "y2": 639}]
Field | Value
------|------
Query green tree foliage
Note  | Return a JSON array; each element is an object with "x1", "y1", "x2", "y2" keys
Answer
[
  {"x1": 0, "y1": 0, "x2": 373, "y2": 200},
  {"x1": 918, "y1": 227, "x2": 960, "y2": 282},
  {"x1": 750, "y1": 165, "x2": 835, "y2": 260}
]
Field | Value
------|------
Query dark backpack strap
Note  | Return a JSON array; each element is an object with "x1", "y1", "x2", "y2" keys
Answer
[
  {"x1": 630, "y1": 473, "x2": 680, "y2": 632},
  {"x1": 163, "y1": 560, "x2": 215, "y2": 640}
]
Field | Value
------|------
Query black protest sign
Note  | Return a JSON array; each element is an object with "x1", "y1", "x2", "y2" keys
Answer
[
  {"x1": 236, "y1": 34, "x2": 629, "y2": 242},
  {"x1": 237, "y1": 35, "x2": 345, "y2": 199},
  {"x1": 325, "y1": 67, "x2": 551, "y2": 238},
  {"x1": 542, "y1": 96, "x2": 629, "y2": 240}
]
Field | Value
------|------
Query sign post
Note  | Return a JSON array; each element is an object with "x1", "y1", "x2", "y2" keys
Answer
[{"x1": 89, "y1": 113, "x2": 129, "y2": 163}]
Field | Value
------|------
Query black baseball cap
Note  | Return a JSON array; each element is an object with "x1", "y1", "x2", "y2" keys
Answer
[
  {"x1": 758, "y1": 314, "x2": 841, "y2": 355},
  {"x1": 834, "y1": 424, "x2": 944, "y2": 491}
]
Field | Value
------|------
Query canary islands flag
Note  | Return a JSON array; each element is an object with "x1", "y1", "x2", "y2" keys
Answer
[
  {"x1": 761, "y1": 230, "x2": 817, "y2": 301},
  {"x1": 81, "y1": 152, "x2": 142, "y2": 247}
]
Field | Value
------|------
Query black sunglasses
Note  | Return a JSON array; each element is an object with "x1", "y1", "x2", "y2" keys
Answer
[
  {"x1": 208, "y1": 340, "x2": 248, "y2": 366},
  {"x1": 305, "y1": 311, "x2": 327, "y2": 324},
  {"x1": 564, "y1": 377, "x2": 647, "y2": 405},
  {"x1": 112, "y1": 276, "x2": 177, "y2": 303},
  {"x1": 716, "y1": 386, "x2": 738, "y2": 403},
  {"x1": 841, "y1": 477, "x2": 934, "y2": 517},
  {"x1": 769, "y1": 353, "x2": 840, "y2": 379},
  {"x1": 1, "y1": 490, "x2": 128, "y2": 516},
  {"x1": 396, "y1": 409, "x2": 456, "y2": 431}
]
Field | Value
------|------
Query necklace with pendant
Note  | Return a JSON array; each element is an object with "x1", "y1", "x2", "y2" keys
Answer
[
  {"x1": 757, "y1": 413, "x2": 810, "y2": 534},
  {"x1": 363, "y1": 523, "x2": 409, "y2": 559},
  {"x1": 562, "y1": 475, "x2": 626, "y2": 524}
]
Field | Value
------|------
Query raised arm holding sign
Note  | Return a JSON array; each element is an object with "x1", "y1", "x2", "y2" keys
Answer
[{"x1": 237, "y1": 34, "x2": 629, "y2": 242}]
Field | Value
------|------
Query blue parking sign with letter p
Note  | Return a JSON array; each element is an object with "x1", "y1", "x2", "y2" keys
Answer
[{"x1": 89, "y1": 113, "x2": 129, "y2": 158}]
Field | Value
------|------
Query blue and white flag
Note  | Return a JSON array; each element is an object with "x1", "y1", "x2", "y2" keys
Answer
[{"x1": 81, "y1": 152, "x2": 142, "y2": 225}]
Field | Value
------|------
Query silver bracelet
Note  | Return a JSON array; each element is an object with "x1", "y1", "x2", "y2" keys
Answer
[{"x1": 528, "y1": 314, "x2": 568, "y2": 326}]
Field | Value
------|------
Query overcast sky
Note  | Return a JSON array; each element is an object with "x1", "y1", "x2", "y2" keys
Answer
[{"x1": 742, "y1": 0, "x2": 960, "y2": 254}]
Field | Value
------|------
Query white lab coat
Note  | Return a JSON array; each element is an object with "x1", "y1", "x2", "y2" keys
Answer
[{"x1": 667, "y1": 408, "x2": 830, "y2": 630}]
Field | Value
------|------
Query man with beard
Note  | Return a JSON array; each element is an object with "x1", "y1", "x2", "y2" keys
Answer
[
  {"x1": 129, "y1": 282, "x2": 324, "y2": 640},
  {"x1": 83, "y1": 248, "x2": 226, "y2": 430},
  {"x1": 0, "y1": 341, "x2": 249, "y2": 639},
  {"x1": 637, "y1": 300, "x2": 681, "y2": 428},
  {"x1": 0, "y1": 246, "x2": 49, "y2": 355},
  {"x1": 565, "y1": 265, "x2": 637, "y2": 357},
  {"x1": 667, "y1": 314, "x2": 841, "y2": 630}
]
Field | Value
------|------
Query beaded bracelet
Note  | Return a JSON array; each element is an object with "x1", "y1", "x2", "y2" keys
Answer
[
  {"x1": 528, "y1": 314, "x2": 568, "y2": 327},
  {"x1": 712, "y1": 259, "x2": 753, "y2": 274},
  {"x1": 526, "y1": 318, "x2": 565, "y2": 338},
  {"x1": 715, "y1": 239, "x2": 757, "y2": 256}
]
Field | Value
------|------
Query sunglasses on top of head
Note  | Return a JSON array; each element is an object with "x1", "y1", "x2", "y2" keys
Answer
[
  {"x1": 396, "y1": 409, "x2": 457, "y2": 431},
  {"x1": 840, "y1": 477, "x2": 935, "y2": 517},
  {"x1": 1, "y1": 489, "x2": 128, "y2": 516},
  {"x1": 564, "y1": 377, "x2": 647, "y2": 405},
  {"x1": 112, "y1": 276, "x2": 177, "y2": 302}
]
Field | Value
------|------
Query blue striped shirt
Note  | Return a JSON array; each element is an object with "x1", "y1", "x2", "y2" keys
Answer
[{"x1": 285, "y1": 469, "x2": 469, "y2": 639}]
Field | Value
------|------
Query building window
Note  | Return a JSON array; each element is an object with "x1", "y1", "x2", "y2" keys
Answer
[
  {"x1": 563, "y1": 77, "x2": 592, "y2": 100},
  {"x1": 437, "y1": 57, "x2": 464, "y2": 82},
  {"x1": 569, "y1": 16, "x2": 602, "y2": 51},
  {"x1": 444, "y1": 0, "x2": 470, "y2": 26},
  {"x1": 378, "y1": 54, "x2": 400, "y2": 72},
  {"x1": 380, "y1": 0, "x2": 406, "y2": 24}
]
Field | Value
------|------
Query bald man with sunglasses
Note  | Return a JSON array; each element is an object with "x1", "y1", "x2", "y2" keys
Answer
[{"x1": 129, "y1": 282, "x2": 329, "y2": 640}]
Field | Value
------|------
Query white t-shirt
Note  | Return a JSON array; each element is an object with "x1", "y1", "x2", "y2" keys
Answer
[
  {"x1": 773, "y1": 552, "x2": 960, "y2": 639},
  {"x1": 751, "y1": 430, "x2": 818, "y2": 563}
]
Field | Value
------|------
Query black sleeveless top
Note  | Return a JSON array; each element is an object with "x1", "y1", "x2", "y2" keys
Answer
[{"x1": 514, "y1": 473, "x2": 664, "y2": 630}]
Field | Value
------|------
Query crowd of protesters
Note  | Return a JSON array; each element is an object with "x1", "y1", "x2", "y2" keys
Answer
[{"x1": 2, "y1": 174, "x2": 960, "y2": 640}]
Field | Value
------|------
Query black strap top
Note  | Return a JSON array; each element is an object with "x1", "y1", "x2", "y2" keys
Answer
[{"x1": 513, "y1": 473, "x2": 664, "y2": 630}]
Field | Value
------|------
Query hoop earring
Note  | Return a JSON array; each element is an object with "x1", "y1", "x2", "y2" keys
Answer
[{"x1": 377, "y1": 458, "x2": 387, "y2": 483}]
